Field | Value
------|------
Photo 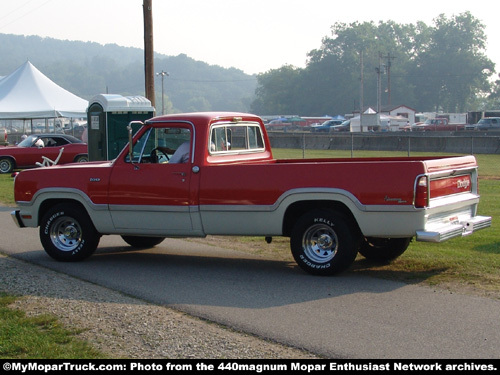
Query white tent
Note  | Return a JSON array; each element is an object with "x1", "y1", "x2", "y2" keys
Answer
[
  {"x1": 350, "y1": 113, "x2": 409, "y2": 132},
  {"x1": 0, "y1": 61, "x2": 88, "y2": 119}
]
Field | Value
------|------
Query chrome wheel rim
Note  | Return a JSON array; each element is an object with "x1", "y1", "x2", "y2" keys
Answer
[
  {"x1": 50, "y1": 216, "x2": 83, "y2": 252},
  {"x1": 0, "y1": 159, "x2": 12, "y2": 173},
  {"x1": 302, "y1": 223, "x2": 338, "y2": 263}
]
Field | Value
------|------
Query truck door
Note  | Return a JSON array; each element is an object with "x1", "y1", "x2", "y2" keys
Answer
[{"x1": 108, "y1": 124, "x2": 200, "y2": 236}]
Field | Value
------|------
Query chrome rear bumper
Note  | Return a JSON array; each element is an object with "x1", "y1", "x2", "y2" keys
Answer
[{"x1": 416, "y1": 215, "x2": 491, "y2": 242}]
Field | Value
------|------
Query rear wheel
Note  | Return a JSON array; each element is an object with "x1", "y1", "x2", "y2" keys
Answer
[
  {"x1": 290, "y1": 209, "x2": 360, "y2": 276},
  {"x1": 39, "y1": 203, "x2": 100, "y2": 261},
  {"x1": 121, "y1": 236, "x2": 165, "y2": 248},
  {"x1": 359, "y1": 237, "x2": 412, "y2": 262}
]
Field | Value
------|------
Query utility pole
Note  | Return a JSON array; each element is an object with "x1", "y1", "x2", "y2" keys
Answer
[
  {"x1": 359, "y1": 50, "x2": 364, "y2": 133},
  {"x1": 156, "y1": 70, "x2": 169, "y2": 115},
  {"x1": 143, "y1": 0, "x2": 155, "y2": 107},
  {"x1": 381, "y1": 53, "x2": 395, "y2": 106},
  {"x1": 376, "y1": 53, "x2": 383, "y2": 113}
]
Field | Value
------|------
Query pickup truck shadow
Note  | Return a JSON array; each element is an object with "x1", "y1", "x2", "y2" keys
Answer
[
  {"x1": 351, "y1": 258, "x2": 448, "y2": 285},
  {"x1": 2, "y1": 241, "x2": 445, "y2": 310},
  {"x1": 53, "y1": 241, "x2": 440, "y2": 309}
]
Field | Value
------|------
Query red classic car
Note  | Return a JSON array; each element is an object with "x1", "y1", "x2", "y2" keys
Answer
[{"x1": 0, "y1": 133, "x2": 88, "y2": 174}]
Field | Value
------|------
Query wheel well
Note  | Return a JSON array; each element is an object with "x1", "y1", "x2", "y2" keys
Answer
[
  {"x1": 0, "y1": 155, "x2": 16, "y2": 166},
  {"x1": 282, "y1": 200, "x2": 361, "y2": 237},
  {"x1": 37, "y1": 199, "x2": 87, "y2": 225}
]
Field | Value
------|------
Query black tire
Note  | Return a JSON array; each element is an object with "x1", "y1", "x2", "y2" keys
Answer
[
  {"x1": 290, "y1": 209, "x2": 360, "y2": 276},
  {"x1": 0, "y1": 157, "x2": 14, "y2": 174},
  {"x1": 39, "y1": 203, "x2": 100, "y2": 261},
  {"x1": 74, "y1": 154, "x2": 89, "y2": 163},
  {"x1": 359, "y1": 237, "x2": 412, "y2": 262},
  {"x1": 121, "y1": 235, "x2": 165, "y2": 248}
]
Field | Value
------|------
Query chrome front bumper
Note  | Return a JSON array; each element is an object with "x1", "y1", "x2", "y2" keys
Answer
[
  {"x1": 416, "y1": 215, "x2": 492, "y2": 242},
  {"x1": 11, "y1": 210, "x2": 25, "y2": 228}
]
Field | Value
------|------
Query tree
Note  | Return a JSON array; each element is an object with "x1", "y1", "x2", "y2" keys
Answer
[
  {"x1": 0, "y1": 35, "x2": 257, "y2": 113},
  {"x1": 412, "y1": 12, "x2": 494, "y2": 112},
  {"x1": 251, "y1": 12, "x2": 496, "y2": 116},
  {"x1": 250, "y1": 65, "x2": 303, "y2": 115}
]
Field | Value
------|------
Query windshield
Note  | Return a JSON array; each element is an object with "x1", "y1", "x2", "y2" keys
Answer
[{"x1": 17, "y1": 135, "x2": 38, "y2": 147}]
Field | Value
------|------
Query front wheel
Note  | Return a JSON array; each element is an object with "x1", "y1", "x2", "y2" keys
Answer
[
  {"x1": 0, "y1": 157, "x2": 14, "y2": 174},
  {"x1": 290, "y1": 209, "x2": 360, "y2": 276},
  {"x1": 39, "y1": 203, "x2": 100, "y2": 261}
]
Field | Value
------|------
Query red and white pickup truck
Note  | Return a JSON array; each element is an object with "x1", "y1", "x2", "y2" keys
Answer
[{"x1": 11, "y1": 112, "x2": 491, "y2": 275}]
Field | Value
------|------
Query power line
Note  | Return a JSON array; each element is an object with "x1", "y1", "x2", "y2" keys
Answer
[
  {"x1": 0, "y1": 0, "x2": 36, "y2": 23},
  {"x1": 0, "y1": 0, "x2": 54, "y2": 31},
  {"x1": 168, "y1": 77, "x2": 257, "y2": 83}
]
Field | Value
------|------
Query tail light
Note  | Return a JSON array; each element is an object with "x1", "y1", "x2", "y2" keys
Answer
[{"x1": 414, "y1": 176, "x2": 428, "y2": 208}]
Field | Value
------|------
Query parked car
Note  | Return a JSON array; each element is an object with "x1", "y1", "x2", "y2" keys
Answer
[
  {"x1": 467, "y1": 117, "x2": 500, "y2": 131},
  {"x1": 330, "y1": 120, "x2": 351, "y2": 132},
  {"x1": 0, "y1": 134, "x2": 88, "y2": 174},
  {"x1": 402, "y1": 122, "x2": 423, "y2": 132},
  {"x1": 265, "y1": 119, "x2": 292, "y2": 131},
  {"x1": 310, "y1": 119, "x2": 342, "y2": 132}
]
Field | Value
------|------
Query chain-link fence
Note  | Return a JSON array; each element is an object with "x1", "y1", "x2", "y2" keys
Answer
[{"x1": 268, "y1": 132, "x2": 500, "y2": 156}]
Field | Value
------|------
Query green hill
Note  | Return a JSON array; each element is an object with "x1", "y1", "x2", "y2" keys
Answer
[{"x1": 0, "y1": 33, "x2": 257, "y2": 113}]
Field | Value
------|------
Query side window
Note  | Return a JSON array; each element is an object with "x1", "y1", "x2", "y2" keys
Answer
[
  {"x1": 39, "y1": 137, "x2": 60, "y2": 147},
  {"x1": 209, "y1": 123, "x2": 264, "y2": 155},
  {"x1": 247, "y1": 125, "x2": 264, "y2": 149},
  {"x1": 52, "y1": 137, "x2": 69, "y2": 146},
  {"x1": 39, "y1": 137, "x2": 51, "y2": 147},
  {"x1": 126, "y1": 127, "x2": 191, "y2": 164},
  {"x1": 211, "y1": 127, "x2": 231, "y2": 152}
]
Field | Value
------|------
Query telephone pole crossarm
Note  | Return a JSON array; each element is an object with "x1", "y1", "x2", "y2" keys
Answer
[{"x1": 380, "y1": 53, "x2": 396, "y2": 106}]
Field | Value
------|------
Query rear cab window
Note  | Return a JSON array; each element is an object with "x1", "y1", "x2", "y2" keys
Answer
[{"x1": 208, "y1": 122, "x2": 265, "y2": 157}]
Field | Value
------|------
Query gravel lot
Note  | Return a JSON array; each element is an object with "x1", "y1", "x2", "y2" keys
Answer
[{"x1": 0, "y1": 254, "x2": 320, "y2": 359}]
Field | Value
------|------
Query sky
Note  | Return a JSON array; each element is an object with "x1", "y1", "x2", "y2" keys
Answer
[{"x1": 1, "y1": 0, "x2": 499, "y2": 75}]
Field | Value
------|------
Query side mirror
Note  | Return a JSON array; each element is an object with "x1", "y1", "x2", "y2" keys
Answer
[
  {"x1": 127, "y1": 124, "x2": 133, "y2": 160},
  {"x1": 127, "y1": 121, "x2": 143, "y2": 167}
]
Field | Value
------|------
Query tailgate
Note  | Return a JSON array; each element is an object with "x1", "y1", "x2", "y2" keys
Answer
[{"x1": 415, "y1": 156, "x2": 491, "y2": 242}]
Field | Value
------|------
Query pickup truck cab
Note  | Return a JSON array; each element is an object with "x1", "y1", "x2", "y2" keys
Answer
[{"x1": 11, "y1": 112, "x2": 491, "y2": 275}]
